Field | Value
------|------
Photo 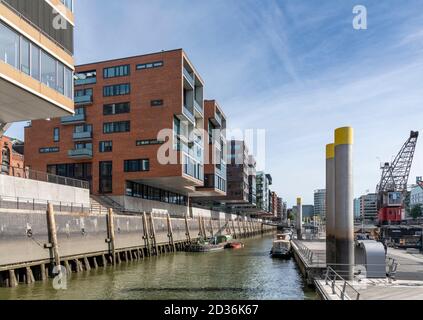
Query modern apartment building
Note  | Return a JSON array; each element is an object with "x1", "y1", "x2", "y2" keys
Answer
[
  {"x1": 313, "y1": 189, "x2": 326, "y2": 218},
  {"x1": 270, "y1": 191, "x2": 278, "y2": 217},
  {"x1": 360, "y1": 193, "x2": 378, "y2": 222},
  {"x1": 410, "y1": 177, "x2": 423, "y2": 209},
  {"x1": 248, "y1": 155, "x2": 256, "y2": 206},
  {"x1": 192, "y1": 99, "x2": 226, "y2": 197},
  {"x1": 256, "y1": 172, "x2": 272, "y2": 213},
  {"x1": 354, "y1": 198, "x2": 361, "y2": 220},
  {"x1": 0, "y1": 0, "x2": 75, "y2": 130},
  {"x1": 277, "y1": 197, "x2": 283, "y2": 220},
  {"x1": 25, "y1": 49, "x2": 206, "y2": 210},
  {"x1": 225, "y1": 140, "x2": 250, "y2": 204}
]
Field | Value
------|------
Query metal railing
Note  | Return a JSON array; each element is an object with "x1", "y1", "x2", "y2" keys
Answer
[
  {"x1": 294, "y1": 240, "x2": 326, "y2": 267},
  {"x1": 1, "y1": 165, "x2": 90, "y2": 189},
  {"x1": 183, "y1": 68, "x2": 195, "y2": 87},
  {"x1": 324, "y1": 266, "x2": 361, "y2": 300},
  {"x1": 0, "y1": 195, "x2": 89, "y2": 213}
]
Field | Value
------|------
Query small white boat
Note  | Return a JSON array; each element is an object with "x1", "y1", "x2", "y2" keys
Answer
[{"x1": 270, "y1": 233, "x2": 292, "y2": 258}]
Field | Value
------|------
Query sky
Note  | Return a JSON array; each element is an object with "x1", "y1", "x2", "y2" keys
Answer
[{"x1": 6, "y1": 0, "x2": 423, "y2": 207}]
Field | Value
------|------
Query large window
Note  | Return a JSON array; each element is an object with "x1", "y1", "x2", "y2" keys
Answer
[
  {"x1": 99, "y1": 141, "x2": 113, "y2": 153},
  {"x1": 53, "y1": 128, "x2": 60, "y2": 142},
  {"x1": 47, "y1": 163, "x2": 92, "y2": 184},
  {"x1": 103, "y1": 102, "x2": 130, "y2": 115},
  {"x1": 103, "y1": 65, "x2": 130, "y2": 78},
  {"x1": 99, "y1": 161, "x2": 113, "y2": 193},
  {"x1": 103, "y1": 84, "x2": 130, "y2": 97},
  {"x1": 124, "y1": 159, "x2": 150, "y2": 172},
  {"x1": 0, "y1": 21, "x2": 73, "y2": 98},
  {"x1": 103, "y1": 121, "x2": 130, "y2": 134},
  {"x1": 126, "y1": 181, "x2": 187, "y2": 206}
]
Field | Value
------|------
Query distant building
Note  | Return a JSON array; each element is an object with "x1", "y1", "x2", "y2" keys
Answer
[
  {"x1": 360, "y1": 193, "x2": 378, "y2": 222},
  {"x1": 410, "y1": 177, "x2": 423, "y2": 208},
  {"x1": 313, "y1": 189, "x2": 326, "y2": 218},
  {"x1": 354, "y1": 198, "x2": 361, "y2": 219},
  {"x1": 293, "y1": 204, "x2": 314, "y2": 219},
  {"x1": 277, "y1": 197, "x2": 283, "y2": 220},
  {"x1": 256, "y1": 172, "x2": 272, "y2": 213},
  {"x1": 248, "y1": 155, "x2": 257, "y2": 206},
  {"x1": 269, "y1": 191, "x2": 278, "y2": 217},
  {"x1": 0, "y1": 136, "x2": 24, "y2": 176}
]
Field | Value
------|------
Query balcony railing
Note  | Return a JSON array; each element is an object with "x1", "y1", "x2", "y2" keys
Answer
[
  {"x1": 73, "y1": 131, "x2": 93, "y2": 141},
  {"x1": 75, "y1": 77, "x2": 97, "y2": 86},
  {"x1": 183, "y1": 68, "x2": 195, "y2": 87},
  {"x1": 68, "y1": 148, "x2": 93, "y2": 159},
  {"x1": 0, "y1": 164, "x2": 89, "y2": 189},
  {"x1": 183, "y1": 154, "x2": 204, "y2": 181},
  {"x1": 74, "y1": 94, "x2": 93, "y2": 105},
  {"x1": 61, "y1": 113, "x2": 86, "y2": 125},
  {"x1": 183, "y1": 106, "x2": 196, "y2": 124},
  {"x1": 194, "y1": 99, "x2": 203, "y2": 116}
]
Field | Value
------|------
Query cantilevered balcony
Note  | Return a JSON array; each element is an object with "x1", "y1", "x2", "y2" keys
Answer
[
  {"x1": 68, "y1": 148, "x2": 93, "y2": 159},
  {"x1": 182, "y1": 105, "x2": 196, "y2": 125},
  {"x1": 74, "y1": 94, "x2": 93, "y2": 106},
  {"x1": 75, "y1": 77, "x2": 97, "y2": 86},
  {"x1": 194, "y1": 99, "x2": 203, "y2": 117},
  {"x1": 73, "y1": 131, "x2": 92, "y2": 141},
  {"x1": 211, "y1": 112, "x2": 222, "y2": 127},
  {"x1": 183, "y1": 68, "x2": 195, "y2": 88},
  {"x1": 61, "y1": 113, "x2": 86, "y2": 125}
]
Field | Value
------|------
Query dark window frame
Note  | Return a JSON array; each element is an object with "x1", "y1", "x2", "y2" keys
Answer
[
  {"x1": 99, "y1": 141, "x2": 113, "y2": 153},
  {"x1": 103, "y1": 102, "x2": 130, "y2": 115},
  {"x1": 103, "y1": 64, "x2": 130, "y2": 79},
  {"x1": 124, "y1": 159, "x2": 150, "y2": 172}
]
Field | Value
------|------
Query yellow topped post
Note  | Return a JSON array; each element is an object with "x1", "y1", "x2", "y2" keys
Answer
[{"x1": 335, "y1": 127, "x2": 354, "y2": 146}]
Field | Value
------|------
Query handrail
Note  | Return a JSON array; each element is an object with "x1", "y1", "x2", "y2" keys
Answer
[
  {"x1": 1, "y1": 164, "x2": 90, "y2": 189},
  {"x1": 324, "y1": 266, "x2": 361, "y2": 300}
]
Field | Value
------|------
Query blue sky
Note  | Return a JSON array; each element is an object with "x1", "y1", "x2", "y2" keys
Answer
[{"x1": 7, "y1": 0, "x2": 423, "y2": 206}]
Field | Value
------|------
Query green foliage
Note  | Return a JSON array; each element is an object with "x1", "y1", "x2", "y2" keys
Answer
[{"x1": 410, "y1": 205, "x2": 423, "y2": 219}]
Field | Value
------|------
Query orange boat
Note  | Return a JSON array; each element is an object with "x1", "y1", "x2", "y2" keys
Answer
[{"x1": 224, "y1": 242, "x2": 244, "y2": 249}]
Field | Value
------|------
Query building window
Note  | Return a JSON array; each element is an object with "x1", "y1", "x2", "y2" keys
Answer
[
  {"x1": 103, "y1": 84, "x2": 130, "y2": 97},
  {"x1": 124, "y1": 159, "x2": 150, "y2": 172},
  {"x1": 136, "y1": 61, "x2": 163, "y2": 70},
  {"x1": 39, "y1": 147, "x2": 59, "y2": 153},
  {"x1": 103, "y1": 65, "x2": 130, "y2": 78},
  {"x1": 99, "y1": 141, "x2": 113, "y2": 153},
  {"x1": 136, "y1": 139, "x2": 164, "y2": 146},
  {"x1": 53, "y1": 128, "x2": 60, "y2": 142},
  {"x1": 75, "y1": 142, "x2": 92, "y2": 150},
  {"x1": 151, "y1": 100, "x2": 164, "y2": 107},
  {"x1": 103, "y1": 102, "x2": 130, "y2": 115},
  {"x1": 99, "y1": 161, "x2": 113, "y2": 193},
  {"x1": 47, "y1": 163, "x2": 92, "y2": 182},
  {"x1": 103, "y1": 121, "x2": 130, "y2": 134},
  {"x1": 125, "y1": 181, "x2": 187, "y2": 206},
  {"x1": 0, "y1": 20, "x2": 73, "y2": 97},
  {"x1": 75, "y1": 88, "x2": 93, "y2": 97},
  {"x1": 60, "y1": 0, "x2": 74, "y2": 12}
]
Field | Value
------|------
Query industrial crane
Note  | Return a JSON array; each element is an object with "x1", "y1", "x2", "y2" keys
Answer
[{"x1": 376, "y1": 131, "x2": 419, "y2": 225}]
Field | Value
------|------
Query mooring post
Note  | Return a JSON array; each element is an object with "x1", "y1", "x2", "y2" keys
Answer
[
  {"x1": 209, "y1": 218, "x2": 214, "y2": 237},
  {"x1": 326, "y1": 143, "x2": 336, "y2": 267},
  {"x1": 296, "y1": 198, "x2": 303, "y2": 240},
  {"x1": 8, "y1": 270, "x2": 18, "y2": 287},
  {"x1": 184, "y1": 213, "x2": 191, "y2": 242},
  {"x1": 166, "y1": 213, "x2": 176, "y2": 252},
  {"x1": 149, "y1": 213, "x2": 159, "y2": 255},
  {"x1": 107, "y1": 208, "x2": 116, "y2": 265},
  {"x1": 334, "y1": 127, "x2": 354, "y2": 280},
  {"x1": 231, "y1": 220, "x2": 237, "y2": 238},
  {"x1": 47, "y1": 203, "x2": 61, "y2": 271},
  {"x1": 40, "y1": 263, "x2": 47, "y2": 281},
  {"x1": 142, "y1": 212, "x2": 151, "y2": 256}
]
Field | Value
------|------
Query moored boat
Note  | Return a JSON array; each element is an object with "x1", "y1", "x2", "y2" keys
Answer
[
  {"x1": 270, "y1": 233, "x2": 292, "y2": 258},
  {"x1": 224, "y1": 242, "x2": 244, "y2": 249}
]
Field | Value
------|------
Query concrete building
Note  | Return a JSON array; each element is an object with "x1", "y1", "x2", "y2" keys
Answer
[
  {"x1": 360, "y1": 193, "x2": 378, "y2": 222},
  {"x1": 0, "y1": 0, "x2": 75, "y2": 130},
  {"x1": 277, "y1": 197, "x2": 283, "y2": 220},
  {"x1": 0, "y1": 135, "x2": 24, "y2": 175},
  {"x1": 256, "y1": 172, "x2": 272, "y2": 213},
  {"x1": 313, "y1": 189, "x2": 326, "y2": 218},
  {"x1": 25, "y1": 49, "x2": 206, "y2": 210}
]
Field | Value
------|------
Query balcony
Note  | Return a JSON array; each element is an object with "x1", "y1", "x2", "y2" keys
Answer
[
  {"x1": 183, "y1": 68, "x2": 195, "y2": 87},
  {"x1": 182, "y1": 106, "x2": 196, "y2": 125},
  {"x1": 68, "y1": 148, "x2": 93, "y2": 159},
  {"x1": 74, "y1": 94, "x2": 93, "y2": 106},
  {"x1": 211, "y1": 112, "x2": 222, "y2": 127},
  {"x1": 194, "y1": 100, "x2": 203, "y2": 117},
  {"x1": 75, "y1": 77, "x2": 97, "y2": 86},
  {"x1": 73, "y1": 131, "x2": 93, "y2": 141},
  {"x1": 61, "y1": 113, "x2": 86, "y2": 125}
]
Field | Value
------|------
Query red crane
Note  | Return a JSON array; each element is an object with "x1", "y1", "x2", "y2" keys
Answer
[{"x1": 376, "y1": 131, "x2": 419, "y2": 225}]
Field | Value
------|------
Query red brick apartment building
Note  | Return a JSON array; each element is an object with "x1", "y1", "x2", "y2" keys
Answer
[
  {"x1": 0, "y1": 136, "x2": 24, "y2": 175},
  {"x1": 25, "y1": 49, "x2": 207, "y2": 207}
]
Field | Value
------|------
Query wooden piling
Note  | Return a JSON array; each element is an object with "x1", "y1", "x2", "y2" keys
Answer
[
  {"x1": 184, "y1": 214, "x2": 191, "y2": 242},
  {"x1": 40, "y1": 264, "x2": 47, "y2": 281},
  {"x1": 166, "y1": 213, "x2": 176, "y2": 252},
  {"x1": 25, "y1": 267, "x2": 35, "y2": 284},
  {"x1": 47, "y1": 203, "x2": 61, "y2": 269},
  {"x1": 92, "y1": 257, "x2": 99, "y2": 269},
  {"x1": 64, "y1": 260, "x2": 71, "y2": 275},
  {"x1": 142, "y1": 212, "x2": 151, "y2": 256},
  {"x1": 107, "y1": 208, "x2": 116, "y2": 265},
  {"x1": 8, "y1": 270, "x2": 18, "y2": 287},
  {"x1": 149, "y1": 213, "x2": 159, "y2": 256}
]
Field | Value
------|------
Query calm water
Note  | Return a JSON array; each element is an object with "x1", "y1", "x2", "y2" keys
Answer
[{"x1": 0, "y1": 235, "x2": 318, "y2": 300}]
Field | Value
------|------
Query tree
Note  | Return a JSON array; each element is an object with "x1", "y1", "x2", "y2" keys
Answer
[{"x1": 410, "y1": 205, "x2": 423, "y2": 219}]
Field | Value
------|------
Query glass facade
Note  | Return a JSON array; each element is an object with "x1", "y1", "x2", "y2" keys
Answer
[
  {"x1": 0, "y1": 21, "x2": 73, "y2": 99},
  {"x1": 126, "y1": 181, "x2": 187, "y2": 206}
]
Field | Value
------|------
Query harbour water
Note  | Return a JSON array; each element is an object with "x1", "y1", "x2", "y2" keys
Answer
[{"x1": 0, "y1": 235, "x2": 318, "y2": 300}]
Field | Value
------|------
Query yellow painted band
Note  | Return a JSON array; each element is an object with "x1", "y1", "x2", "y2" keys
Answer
[
  {"x1": 296, "y1": 197, "x2": 302, "y2": 204},
  {"x1": 335, "y1": 127, "x2": 354, "y2": 146},
  {"x1": 326, "y1": 143, "x2": 335, "y2": 159}
]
